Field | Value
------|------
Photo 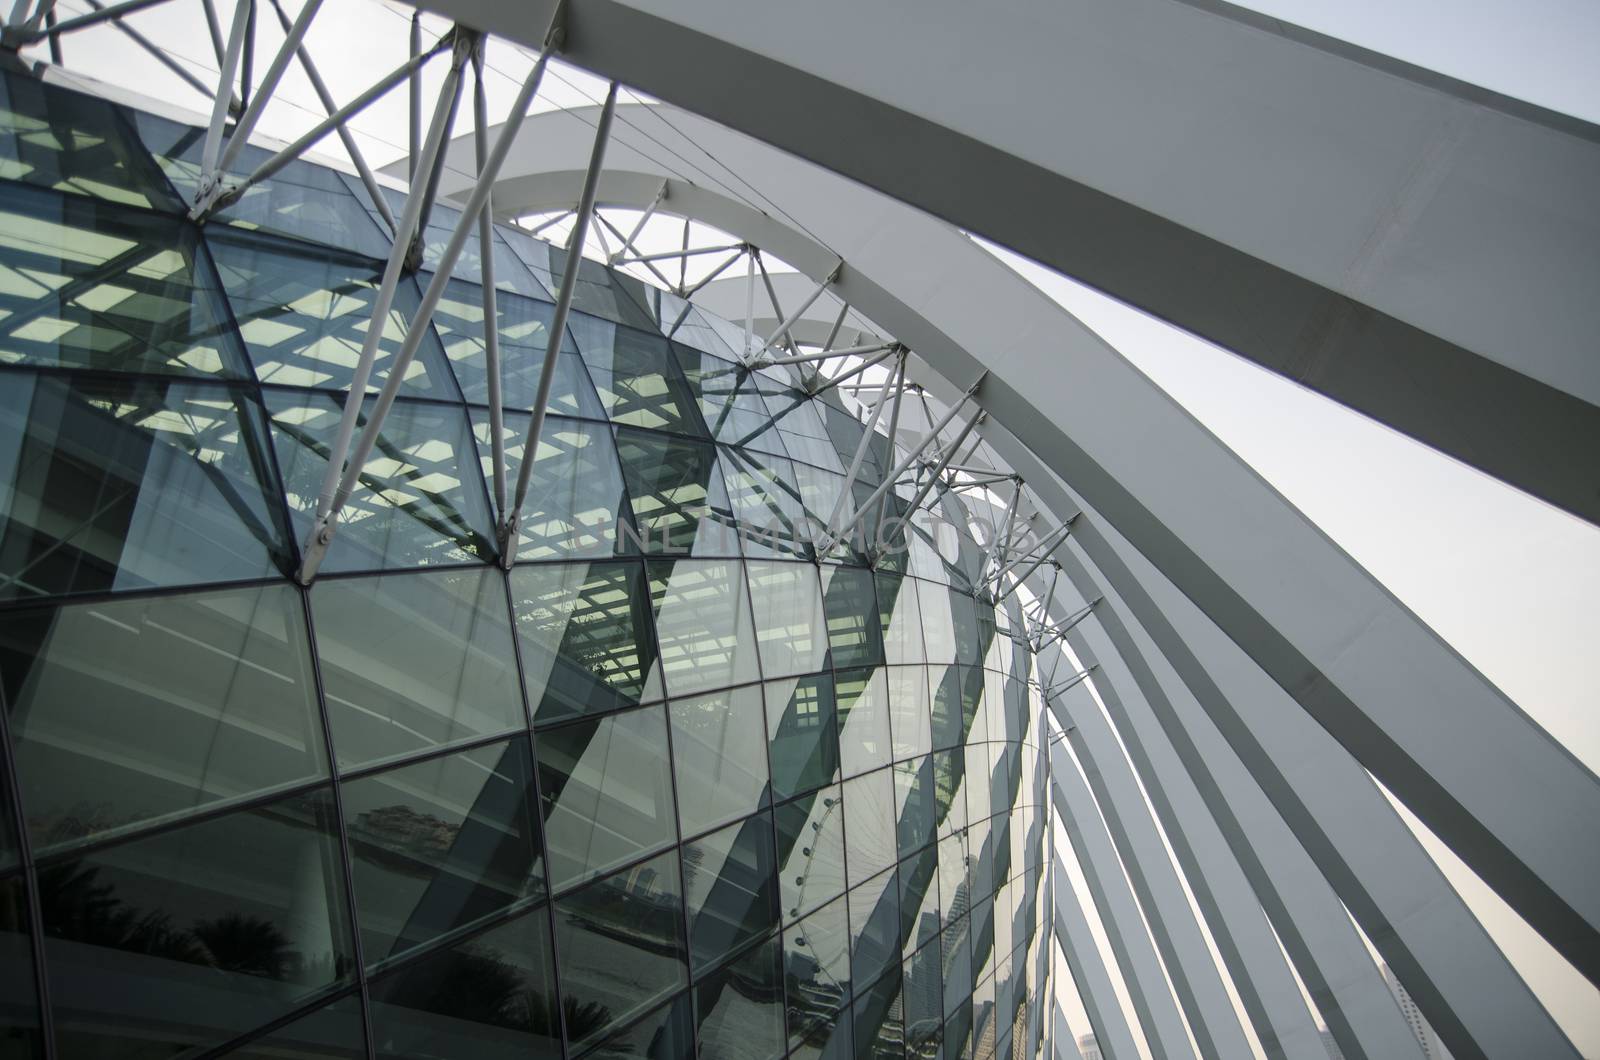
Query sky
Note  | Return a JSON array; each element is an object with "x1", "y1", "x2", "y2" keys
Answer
[{"x1": 14, "y1": 0, "x2": 1599, "y2": 1053}]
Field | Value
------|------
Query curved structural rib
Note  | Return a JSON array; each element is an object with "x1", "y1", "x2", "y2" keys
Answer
[{"x1": 408, "y1": 0, "x2": 1600, "y2": 527}]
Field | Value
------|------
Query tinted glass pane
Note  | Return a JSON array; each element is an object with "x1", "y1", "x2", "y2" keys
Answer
[
  {"x1": 137, "y1": 112, "x2": 389, "y2": 260},
  {"x1": 888, "y1": 667, "x2": 932, "y2": 761},
  {"x1": 934, "y1": 751, "x2": 968, "y2": 838},
  {"x1": 220, "y1": 992, "x2": 366, "y2": 1059},
  {"x1": 942, "y1": 917, "x2": 973, "y2": 1019},
  {"x1": 0, "y1": 72, "x2": 176, "y2": 209},
  {"x1": 793, "y1": 462, "x2": 860, "y2": 562},
  {"x1": 676, "y1": 348, "x2": 788, "y2": 455},
  {"x1": 473, "y1": 412, "x2": 633, "y2": 560},
  {"x1": 0, "y1": 875, "x2": 43, "y2": 1055},
  {"x1": 670, "y1": 686, "x2": 770, "y2": 837},
  {"x1": 209, "y1": 230, "x2": 458, "y2": 397},
  {"x1": 929, "y1": 665, "x2": 976, "y2": 753},
  {"x1": 367, "y1": 906, "x2": 560, "y2": 1060},
  {"x1": 845, "y1": 768, "x2": 898, "y2": 887},
  {"x1": 835, "y1": 668, "x2": 892, "y2": 779},
  {"x1": 684, "y1": 814, "x2": 779, "y2": 974},
  {"x1": 949, "y1": 593, "x2": 983, "y2": 667},
  {"x1": 747, "y1": 559, "x2": 828, "y2": 678},
  {"x1": 755, "y1": 384, "x2": 843, "y2": 473},
  {"x1": 918, "y1": 583, "x2": 957, "y2": 665},
  {"x1": 581, "y1": 992, "x2": 695, "y2": 1060},
  {"x1": 894, "y1": 758, "x2": 937, "y2": 861},
  {"x1": 511, "y1": 560, "x2": 662, "y2": 725},
  {"x1": 937, "y1": 833, "x2": 969, "y2": 934},
  {"x1": 0, "y1": 373, "x2": 291, "y2": 598},
  {"x1": 657, "y1": 294, "x2": 747, "y2": 363},
  {"x1": 875, "y1": 574, "x2": 923, "y2": 666},
  {"x1": 854, "y1": 963, "x2": 906, "y2": 1060},
  {"x1": 581, "y1": 325, "x2": 704, "y2": 434},
  {"x1": 0, "y1": 583, "x2": 325, "y2": 852},
  {"x1": 695, "y1": 934, "x2": 786, "y2": 1060},
  {"x1": 850, "y1": 867, "x2": 901, "y2": 992},
  {"x1": 267, "y1": 390, "x2": 496, "y2": 571},
  {"x1": 41, "y1": 788, "x2": 355, "y2": 1056},
  {"x1": 0, "y1": 759, "x2": 15, "y2": 871},
  {"x1": 822, "y1": 565, "x2": 883, "y2": 669},
  {"x1": 0, "y1": 184, "x2": 248, "y2": 377},
  {"x1": 775, "y1": 784, "x2": 845, "y2": 923},
  {"x1": 615, "y1": 427, "x2": 735, "y2": 556},
  {"x1": 344, "y1": 738, "x2": 544, "y2": 965},
  {"x1": 553, "y1": 850, "x2": 688, "y2": 1048},
  {"x1": 784, "y1": 895, "x2": 852, "y2": 1058},
  {"x1": 963, "y1": 744, "x2": 992, "y2": 827},
  {"x1": 765, "y1": 673, "x2": 839, "y2": 802},
  {"x1": 314, "y1": 567, "x2": 523, "y2": 771},
  {"x1": 545, "y1": 250, "x2": 658, "y2": 334},
  {"x1": 900, "y1": 847, "x2": 941, "y2": 960},
  {"x1": 719, "y1": 446, "x2": 810, "y2": 559},
  {"x1": 904, "y1": 947, "x2": 943, "y2": 1059},
  {"x1": 648, "y1": 559, "x2": 760, "y2": 698},
  {"x1": 536, "y1": 706, "x2": 676, "y2": 892},
  {"x1": 431, "y1": 280, "x2": 604, "y2": 416}
]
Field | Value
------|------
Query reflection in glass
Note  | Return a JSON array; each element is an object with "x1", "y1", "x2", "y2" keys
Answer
[
  {"x1": 894, "y1": 758, "x2": 937, "y2": 861},
  {"x1": 343, "y1": 738, "x2": 544, "y2": 966},
  {"x1": 474, "y1": 412, "x2": 633, "y2": 561},
  {"x1": 876, "y1": 574, "x2": 923, "y2": 666},
  {"x1": 0, "y1": 373, "x2": 291, "y2": 598},
  {"x1": 221, "y1": 991, "x2": 367, "y2": 1059},
  {"x1": 1, "y1": 583, "x2": 326, "y2": 851},
  {"x1": 670, "y1": 686, "x2": 770, "y2": 837},
  {"x1": 935, "y1": 751, "x2": 968, "y2": 838},
  {"x1": 853, "y1": 962, "x2": 906, "y2": 1060},
  {"x1": 719, "y1": 446, "x2": 810, "y2": 559},
  {"x1": 765, "y1": 673, "x2": 839, "y2": 803},
  {"x1": 0, "y1": 875, "x2": 43, "y2": 1054},
  {"x1": 582, "y1": 991, "x2": 695, "y2": 1060},
  {"x1": 209, "y1": 230, "x2": 458, "y2": 396},
  {"x1": 553, "y1": 850, "x2": 688, "y2": 1048},
  {"x1": 536, "y1": 706, "x2": 676, "y2": 892},
  {"x1": 821, "y1": 566, "x2": 882, "y2": 670},
  {"x1": 849, "y1": 867, "x2": 900, "y2": 993},
  {"x1": 41, "y1": 788, "x2": 354, "y2": 1056},
  {"x1": 581, "y1": 325, "x2": 706, "y2": 434},
  {"x1": 904, "y1": 947, "x2": 944, "y2": 1060},
  {"x1": 614, "y1": 427, "x2": 735, "y2": 556},
  {"x1": 0, "y1": 183, "x2": 247, "y2": 377},
  {"x1": 835, "y1": 668, "x2": 892, "y2": 779},
  {"x1": 677, "y1": 347, "x2": 788, "y2": 455},
  {"x1": 648, "y1": 559, "x2": 759, "y2": 698},
  {"x1": 313, "y1": 567, "x2": 523, "y2": 771},
  {"x1": 775, "y1": 785, "x2": 845, "y2": 923},
  {"x1": 754, "y1": 382, "x2": 843, "y2": 473},
  {"x1": 266, "y1": 390, "x2": 497, "y2": 571},
  {"x1": 683, "y1": 813, "x2": 778, "y2": 973},
  {"x1": 900, "y1": 846, "x2": 941, "y2": 961},
  {"x1": 918, "y1": 584, "x2": 957, "y2": 666},
  {"x1": 695, "y1": 934, "x2": 786, "y2": 1060},
  {"x1": 783, "y1": 895, "x2": 852, "y2": 1059},
  {"x1": 367, "y1": 906, "x2": 560, "y2": 1059},
  {"x1": 512, "y1": 560, "x2": 661, "y2": 725},
  {"x1": 887, "y1": 667, "x2": 932, "y2": 762},
  {"x1": 845, "y1": 768, "x2": 898, "y2": 887},
  {"x1": 747, "y1": 560, "x2": 828, "y2": 679}
]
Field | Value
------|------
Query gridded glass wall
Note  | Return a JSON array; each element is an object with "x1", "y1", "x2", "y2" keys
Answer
[{"x1": 0, "y1": 72, "x2": 1050, "y2": 1060}]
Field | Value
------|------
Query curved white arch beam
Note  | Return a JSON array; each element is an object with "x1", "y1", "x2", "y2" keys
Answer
[
  {"x1": 420, "y1": 103, "x2": 1600, "y2": 990},
  {"x1": 409, "y1": 0, "x2": 1600, "y2": 526}
]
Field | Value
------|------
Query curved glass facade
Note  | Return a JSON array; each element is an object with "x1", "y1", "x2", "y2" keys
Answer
[{"x1": 0, "y1": 72, "x2": 1048, "y2": 1060}]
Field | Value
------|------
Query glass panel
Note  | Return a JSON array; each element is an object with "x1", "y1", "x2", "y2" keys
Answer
[
  {"x1": 0, "y1": 875, "x2": 43, "y2": 1055},
  {"x1": 266, "y1": 390, "x2": 497, "y2": 571},
  {"x1": 793, "y1": 462, "x2": 861, "y2": 563},
  {"x1": 614, "y1": 427, "x2": 736, "y2": 556},
  {"x1": 683, "y1": 813, "x2": 778, "y2": 973},
  {"x1": 845, "y1": 768, "x2": 897, "y2": 887},
  {"x1": 41, "y1": 788, "x2": 355, "y2": 1056},
  {"x1": 918, "y1": 582, "x2": 957, "y2": 666},
  {"x1": 220, "y1": 992, "x2": 366, "y2": 1059},
  {"x1": 137, "y1": 112, "x2": 389, "y2": 261},
  {"x1": 930, "y1": 665, "x2": 980, "y2": 753},
  {"x1": 1, "y1": 583, "x2": 326, "y2": 852},
  {"x1": 754, "y1": 383, "x2": 843, "y2": 473},
  {"x1": 849, "y1": 867, "x2": 900, "y2": 993},
  {"x1": 747, "y1": 559, "x2": 828, "y2": 678},
  {"x1": 209, "y1": 229, "x2": 458, "y2": 396},
  {"x1": 941, "y1": 917, "x2": 973, "y2": 1019},
  {"x1": 888, "y1": 667, "x2": 932, "y2": 762},
  {"x1": 822, "y1": 565, "x2": 882, "y2": 670},
  {"x1": 511, "y1": 560, "x2": 660, "y2": 725},
  {"x1": 0, "y1": 759, "x2": 15, "y2": 871},
  {"x1": 670, "y1": 685, "x2": 770, "y2": 837},
  {"x1": 775, "y1": 784, "x2": 845, "y2": 923},
  {"x1": 478, "y1": 412, "x2": 634, "y2": 560},
  {"x1": 553, "y1": 850, "x2": 688, "y2": 1048},
  {"x1": 783, "y1": 895, "x2": 852, "y2": 1058},
  {"x1": 0, "y1": 184, "x2": 248, "y2": 377},
  {"x1": 676, "y1": 347, "x2": 788, "y2": 455},
  {"x1": 944, "y1": 1002, "x2": 972, "y2": 1060},
  {"x1": 875, "y1": 573, "x2": 924, "y2": 666},
  {"x1": 580, "y1": 325, "x2": 705, "y2": 435},
  {"x1": 430, "y1": 280, "x2": 604, "y2": 416},
  {"x1": 580, "y1": 992, "x2": 695, "y2": 1060},
  {"x1": 647, "y1": 559, "x2": 759, "y2": 698},
  {"x1": 894, "y1": 757, "x2": 937, "y2": 861},
  {"x1": 407, "y1": 207, "x2": 553, "y2": 299},
  {"x1": 0, "y1": 373, "x2": 291, "y2": 598},
  {"x1": 695, "y1": 934, "x2": 786, "y2": 1060},
  {"x1": 934, "y1": 751, "x2": 968, "y2": 839},
  {"x1": 950, "y1": 593, "x2": 982, "y2": 667},
  {"x1": 343, "y1": 737, "x2": 544, "y2": 966},
  {"x1": 765, "y1": 673, "x2": 839, "y2": 803},
  {"x1": 835, "y1": 668, "x2": 892, "y2": 779},
  {"x1": 0, "y1": 72, "x2": 177, "y2": 209},
  {"x1": 536, "y1": 706, "x2": 676, "y2": 892},
  {"x1": 543, "y1": 249, "x2": 658, "y2": 335},
  {"x1": 718, "y1": 446, "x2": 810, "y2": 559},
  {"x1": 937, "y1": 833, "x2": 969, "y2": 933},
  {"x1": 853, "y1": 963, "x2": 906, "y2": 1060},
  {"x1": 313, "y1": 567, "x2": 523, "y2": 772},
  {"x1": 367, "y1": 906, "x2": 560, "y2": 1060},
  {"x1": 900, "y1": 846, "x2": 941, "y2": 961},
  {"x1": 963, "y1": 744, "x2": 992, "y2": 828},
  {"x1": 903, "y1": 948, "x2": 943, "y2": 1059}
]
